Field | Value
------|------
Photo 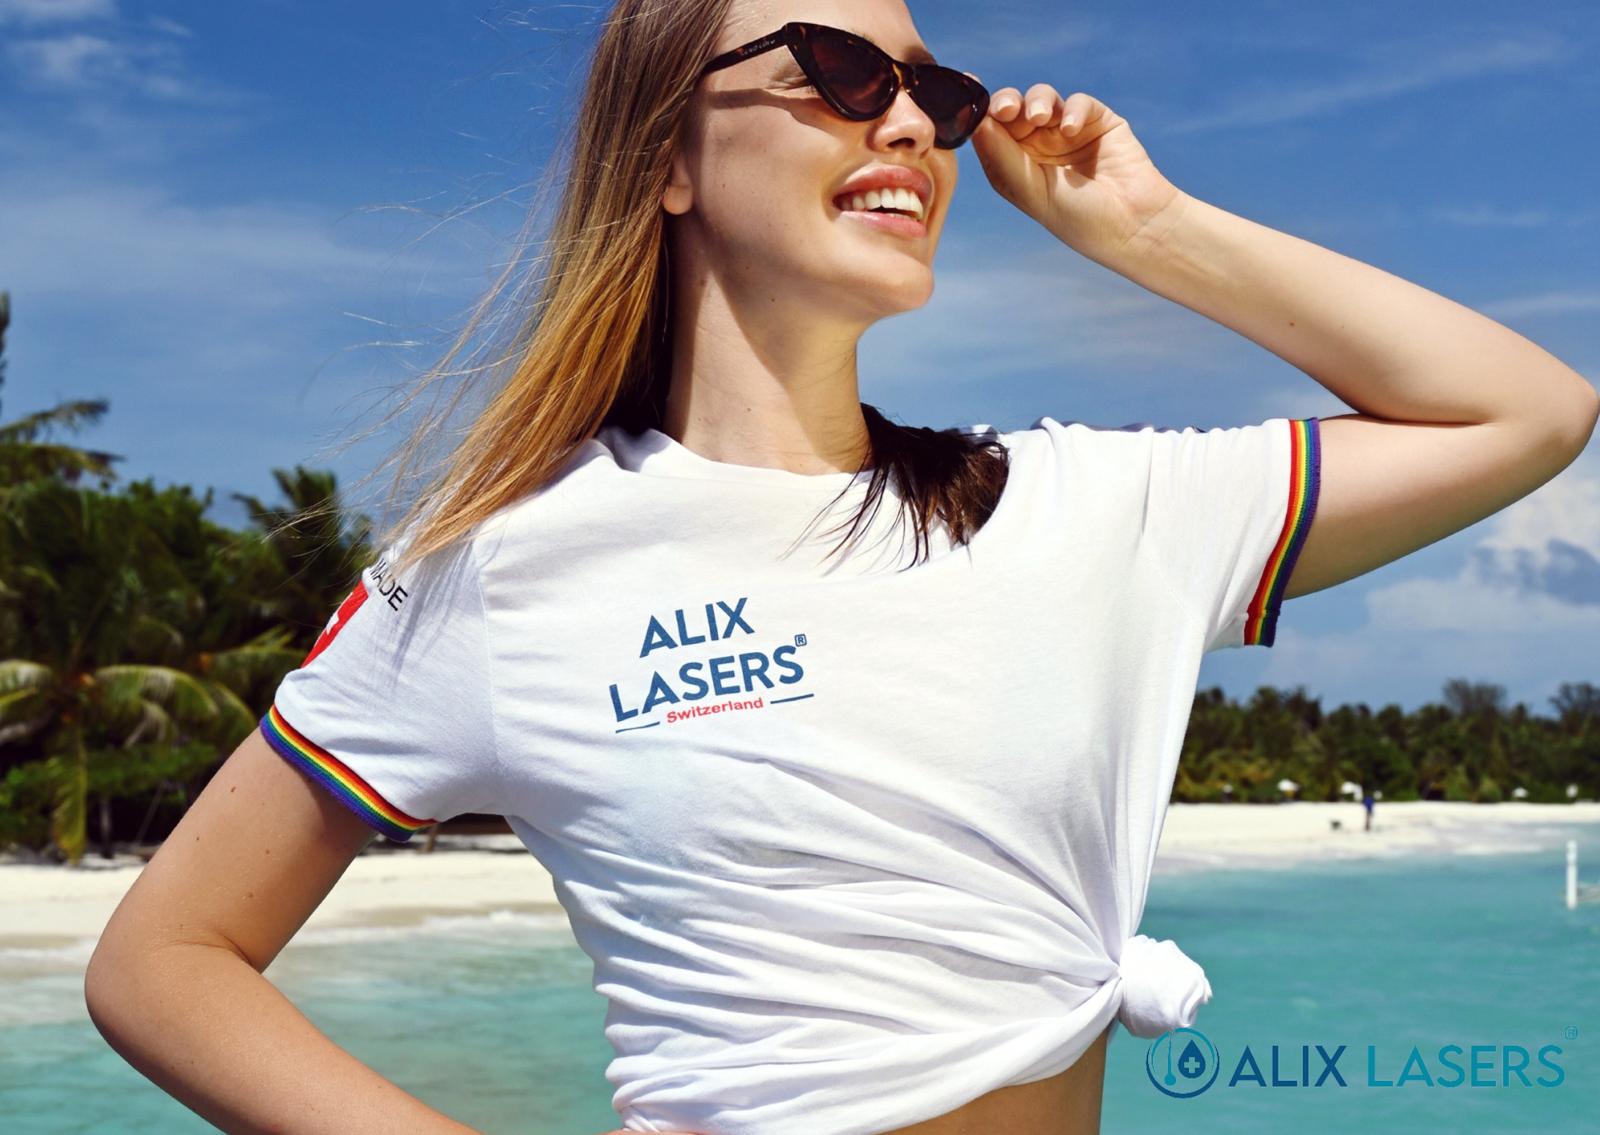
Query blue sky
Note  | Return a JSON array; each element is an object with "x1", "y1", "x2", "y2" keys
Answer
[{"x1": 2, "y1": 0, "x2": 1596, "y2": 716}]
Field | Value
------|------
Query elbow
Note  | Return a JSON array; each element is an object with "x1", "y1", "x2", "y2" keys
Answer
[
  {"x1": 84, "y1": 936, "x2": 158, "y2": 1056},
  {"x1": 84, "y1": 942, "x2": 132, "y2": 1048},
  {"x1": 1522, "y1": 372, "x2": 1599, "y2": 465},
  {"x1": 1552, "y1": 391, "x2": 1599, "y2": 475},
  {"x1": 1552, "y1": 368, "x2": 1599, "y2": 452},
  {"x1": 1574, "y1": 378, "x2": 1600, "y2": 450}
]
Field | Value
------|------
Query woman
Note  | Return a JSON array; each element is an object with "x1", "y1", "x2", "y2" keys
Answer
[{"x1": 84, "y1": 1, "x2": 1596, "y2": 1133}]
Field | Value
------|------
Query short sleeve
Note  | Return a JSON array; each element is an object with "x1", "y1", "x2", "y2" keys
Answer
[
  {"x1": 257, "y1": 530, "x2": 501, "y2": 843},
  {"x1": 1137, "y1": 416, "x2": 1322, "y2": 652}
]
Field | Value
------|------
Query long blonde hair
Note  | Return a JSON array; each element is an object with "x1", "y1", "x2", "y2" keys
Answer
[{"x1": 316, "y1": 0, "x2": 1009, "y2": 589}]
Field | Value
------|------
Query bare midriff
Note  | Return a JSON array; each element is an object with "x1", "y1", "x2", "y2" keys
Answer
[{"x1": 877, "y1": 1021, "x2": 1113, "y2": 1135}]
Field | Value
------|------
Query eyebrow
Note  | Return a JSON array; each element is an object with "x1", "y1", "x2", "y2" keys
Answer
[{"x1": 843, "y1": 29, "x2": 939, "y2": 66}]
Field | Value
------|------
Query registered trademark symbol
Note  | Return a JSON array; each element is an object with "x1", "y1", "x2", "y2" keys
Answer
[
  {"x1": 794, "y1": 633, "x2": 807, "y2": 646},
  {"x1": 1564, "y1": 1025, "x2": 1579, "y2": 1040}
]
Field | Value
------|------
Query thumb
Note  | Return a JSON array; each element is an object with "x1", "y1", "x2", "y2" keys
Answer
[
  {"x1": 963, "y1": 73, "x2": 1028, "y2": 205},
  {"x1": 962, "y1": 74, "x2": 1024, "y2": 186},
  {"x1": 969, "y1": 113, "x2": 1027, "y2": 202}
]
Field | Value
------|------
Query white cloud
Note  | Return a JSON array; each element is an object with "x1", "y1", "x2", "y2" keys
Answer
[
  {"x1": 1430, "y1": 205, "x2": 1598, "y2": 229},
  {"x1": 4, "y1": 30, "x2": 203, "y2": 98},
  {"x1": 0, "y1": 176, "x2": 497, "y2": 305},
  {"x1": 1163, "y1": 32, "x2": 1572, "y2": 135},
  {"x1": 0, "y1": 0, "x2": 114, "y2": 25},
  {"x1": 1354, "y1": 453, "x2": 1600, "y2": 634},
  {"x1": 1256, "y1": 618, "x2": 1597, "y2": 715},
  {"x1": 1475, "y1": 469, "x2": 1600, "y2": 562},
  {"x1": 1476, "y1": 291, "x2": 1600, "y2": 320},
  {"x1": 1366, "y1": 574, "x2": 1600, "y2": 634},
  {"x1": 0, "y1": 157, "x2": 511, "y2": 536},
  {"x1": 1235, "y1": 450, "x2": 1600, "y2": 710},
  {"x1": 941, "y1": 18, "x2": 1099, "y2": 66},
  {"x1": 871, "y1": 238, "x2": 1233, "y2": 389},
  {"x1": 146, "y1": 15, "x2": 191, "y2": 38},
  {"x1": 0, "y1": 1, "x2": 227, "y2": 104},
  {"x1": 9, "y1": 32, "x2": 119, "y2": 86},
  {"x1": 5, "y1": 96, "x2": 259, "y2": 169},
  {"x1": 1463, "y1": 470, "x2": 1600, "y2": 607}
]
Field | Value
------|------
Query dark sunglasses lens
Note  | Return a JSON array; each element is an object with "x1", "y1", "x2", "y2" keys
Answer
[
  {"x1": 810, "y1": 30, "x2": 982, "y2": 148},
  {"x1": 915, "y1": 69, "x2": 984, "y2": 147},
  {"x1": 809, "y1": 32, "x2": 893, "y2": 115}
]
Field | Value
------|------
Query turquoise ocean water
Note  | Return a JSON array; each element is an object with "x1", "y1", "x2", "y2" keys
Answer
[{"x1": 4, "y1": 831, "x2": 1598, "y2": 1134}]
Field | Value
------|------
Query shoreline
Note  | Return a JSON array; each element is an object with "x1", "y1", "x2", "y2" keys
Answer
[
  {"x1": 1, "y1": 840, "x2": 563, "y2": 959},
  {"x1": 1153, "y1": 799, "x2": 1600, "y2": 875},
  {"x1": 6, "y1": 801, "x2": 1599, "y2": 959}
]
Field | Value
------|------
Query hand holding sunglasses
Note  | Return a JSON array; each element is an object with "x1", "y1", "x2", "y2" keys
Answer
[
  {"x1": 970, "y1": 82, "x2": 1186, "y2": 270},
  {"x1": 702, "y1": 22, "x2": 1187, "y2": 269}
]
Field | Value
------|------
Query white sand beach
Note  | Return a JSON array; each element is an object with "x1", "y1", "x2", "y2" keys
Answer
[
  {"x1": 5, "y1": 801, "x2": 1599, "y2": 957},
  {"x1": 1154, "y1": 799, "x2": 1600, "y2": 874}
]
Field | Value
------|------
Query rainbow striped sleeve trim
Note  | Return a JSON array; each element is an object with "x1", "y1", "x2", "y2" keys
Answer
[
  {"x1": 1243, "y1": 417, "x2": 1322, "y2": 647},
  {"x1": 258, "y1": 703, "x2": 437, "y2": 843}
]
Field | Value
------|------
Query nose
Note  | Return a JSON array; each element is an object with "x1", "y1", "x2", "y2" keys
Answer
[{"x1": 871, "y1": 80, "x2": 937, "y2": 150}]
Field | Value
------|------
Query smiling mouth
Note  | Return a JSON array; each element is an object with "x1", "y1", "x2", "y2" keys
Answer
[
  {"x1": 828, "y1": 201, "x2": 929, "y2": 237},
  {"x1": 828, "y1": 194, "x2": 927, "y2": 222}
]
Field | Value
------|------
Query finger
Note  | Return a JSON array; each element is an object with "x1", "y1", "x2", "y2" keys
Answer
[
  {"x1": 987, "y1": 87, "x2": 1051, "y2": 142},
  {"x1": 1023, "y1": 83, "x2": 1064, "y2": 128},
  {"x1": 1060, "y1": 91, "x2": 1103, "y2": 132},
  {"x1": 986, "y1": 86, "x2": 1027, "y2": 122}
]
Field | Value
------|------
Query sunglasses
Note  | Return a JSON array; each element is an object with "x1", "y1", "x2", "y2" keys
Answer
[{"x1": 699, "y1": 21, "x2": 990, "y2": 150}]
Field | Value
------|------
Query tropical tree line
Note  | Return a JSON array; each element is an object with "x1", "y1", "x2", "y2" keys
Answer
[
  {"x1": 1176, "y1": 678, "x2": 1600, "y2": 805},
  {"x1": 2, "y1": 289, "x2": 1597, "y2": 867},
  {"x1": 0, "y1": 289, "x2": 373, "y2": 864}
]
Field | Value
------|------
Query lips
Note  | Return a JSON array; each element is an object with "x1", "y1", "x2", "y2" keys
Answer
[
  {"x1": 835, "y1": 208, "x2": 928, "y2": 238},
  {"x1": 828, "y1": 165, "x2": 934, "y2": 216}
]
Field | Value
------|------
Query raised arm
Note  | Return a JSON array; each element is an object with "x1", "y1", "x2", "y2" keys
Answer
[
  {"x1": 1112, "y1": 190, "x2": 1599, "y2": 602},
  {"x1": 84, "y1": 727, "x2": 484, "y2": 1135},
  {"x1": 969, "y1": 87, "x2": 1598, "y2": 603}
]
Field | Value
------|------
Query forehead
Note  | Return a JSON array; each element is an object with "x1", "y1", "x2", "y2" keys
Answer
[
  {"x1": 850, "y1": 29, "x2": 938, "y2": 65},
  {"x1": 724, "y1": 2, "x2": 937, "y2": 65}
]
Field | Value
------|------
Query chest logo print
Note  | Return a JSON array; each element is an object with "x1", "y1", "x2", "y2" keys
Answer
[{"x1": 609, "y1": 597, "x2": 811, "y2": 731}]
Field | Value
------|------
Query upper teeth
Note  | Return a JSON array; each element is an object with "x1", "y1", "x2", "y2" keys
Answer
[{"x1": 836, "y1": 187, "x2": 926, "y2": 220}]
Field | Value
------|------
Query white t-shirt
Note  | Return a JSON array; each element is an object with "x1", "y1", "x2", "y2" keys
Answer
[{"x1": 259, "y1": 413, "x2": 1322, "y2": 1135}]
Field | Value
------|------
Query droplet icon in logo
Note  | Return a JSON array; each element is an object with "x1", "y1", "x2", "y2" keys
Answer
[
  {"x1": 1145, "y1": 1027, "x2": 1219, "y2": 1099},
  {"x1": 1178, "y1": 1037, "x2": 1208, "y2": 1080}
]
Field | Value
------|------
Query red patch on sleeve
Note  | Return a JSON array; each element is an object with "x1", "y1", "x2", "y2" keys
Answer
[{"x1": 302, "y1": 580, "x2": 370, "y2": 667}]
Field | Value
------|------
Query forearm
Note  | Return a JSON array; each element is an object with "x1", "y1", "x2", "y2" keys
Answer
[
  {"x1": 86, "y1": 942, "x2": 481, "y2": 1135},
  {"x1": 1109, "y1": 190, "x2": 1596, "y2": 433}
]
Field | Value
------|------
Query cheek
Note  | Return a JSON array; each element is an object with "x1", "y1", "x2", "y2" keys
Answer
[
  {"x1": 699, "y1": 140, "x2": 833, "y2": 242},
  {"x1": 695, "y1": 187, "x2": 816, "y2": 267}
]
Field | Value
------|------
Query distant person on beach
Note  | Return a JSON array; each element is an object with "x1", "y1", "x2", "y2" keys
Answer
[
  {"x1": 1363, "y1": 792, "x2": 1376, "y2": 831},
  {"x1": 83, "y1": 2, "x2": 1598, "y2": 1134}
]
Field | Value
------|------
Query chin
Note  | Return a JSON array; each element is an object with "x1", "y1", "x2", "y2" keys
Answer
[{"x1": 850, "y1": 273, "x2": 936, "y2": 318}]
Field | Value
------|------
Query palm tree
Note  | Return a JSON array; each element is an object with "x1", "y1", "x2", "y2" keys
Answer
[
  {"x1": 0, "y1": 290, "x2": 123, "y2": 491},
  {"x1": 0, "y1": 481, "x2": 227, "y2": 864},
  {"x1": 233, "y1": 466, "x2": 374, "y2": 638},
  {"x1": 1551, "y1": 682, "x2": 1600, "y2": 743},
  {"x1": 0, "y1": 458, "x2": 379, "y2": 861},
  {"x1": 1443, "y1": 678, "x2": 1507, "y2": 724}
]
